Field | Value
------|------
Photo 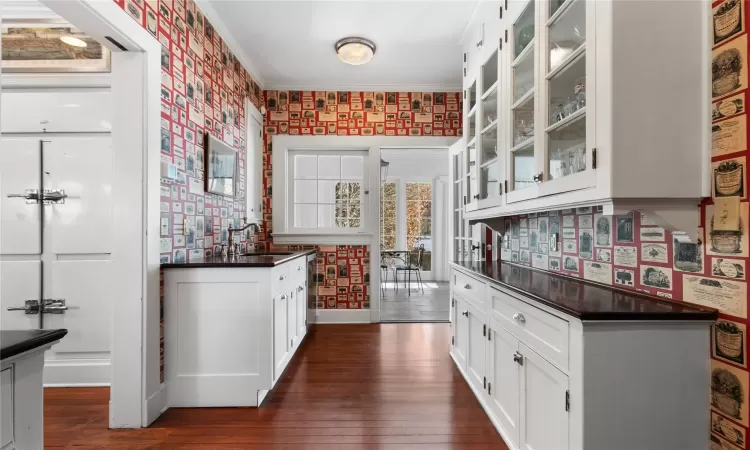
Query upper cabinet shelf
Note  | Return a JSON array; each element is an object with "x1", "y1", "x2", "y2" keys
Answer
[{"x1": 456, "y1": 0, "x2": 709, "y2": 234}]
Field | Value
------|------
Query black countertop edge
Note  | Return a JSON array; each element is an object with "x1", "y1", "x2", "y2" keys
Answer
[
  {"x1": 161, "y1": 249, "x2": 317, "y2": 269},
  {"x1": 1, "y1": 329, "x2": 68, "y2": 361},
  {"x1": 451, "y1": 261, "x2": 719, "y2": 321}
]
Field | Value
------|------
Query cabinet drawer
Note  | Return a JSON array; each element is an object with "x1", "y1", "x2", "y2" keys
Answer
[
  {"x1": 289, "y1": 257, "x2": 306, "y2": 283},
  {"x1": 272, "y1": 264, "x2": 291, "y2": 295},
  {"x1": 489, "y1": 286, "x2": 569, "y2": 370},
  {"x1": 453, "y1": 270, "x2": 486, "y2": 308}
]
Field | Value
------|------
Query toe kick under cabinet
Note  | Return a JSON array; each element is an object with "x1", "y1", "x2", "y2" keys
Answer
[
  {"x1": 450, "y1": 263, "x2": 717, "y2": 450},
  {"x1": 163, "y1": 255, "x2": 309, "y2": 408}
]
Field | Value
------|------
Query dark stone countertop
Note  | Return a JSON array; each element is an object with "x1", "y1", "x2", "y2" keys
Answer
[
  {"x1": 161, "y1": 249, "x2": 316, "y2": 269},
  {"x1": 1, "y1": 329, "x2": 68, "y2": 361},
  {"x1": 452, "y1": 261, "x2": 718, "y2": 321}
]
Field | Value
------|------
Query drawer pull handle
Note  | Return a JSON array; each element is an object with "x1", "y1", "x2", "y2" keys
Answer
[
  {"x1": 462, "y1": 310, "x2": 469, "y2": 317},
  {"x1": 513, "y1": 313, "x2": 526, "y2": 324},
  {"x1": 279, "y1": 275, "x2": 286, "y2": 281},
  {"x1": 463, "y1": 284, "x2": 471, "y2": 289}
]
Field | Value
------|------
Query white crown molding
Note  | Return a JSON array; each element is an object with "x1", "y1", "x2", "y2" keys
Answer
[
  {"x1": 264, "y1": 82, "x2": 462, "y2": 93},
  {"x1": 194, "y1": 0, "x2": 265, "y2": 90}
]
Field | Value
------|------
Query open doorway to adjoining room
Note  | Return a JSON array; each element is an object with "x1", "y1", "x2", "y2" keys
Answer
[{"x1": 379, "y1": 148, "x2": 450, "y2": 322}]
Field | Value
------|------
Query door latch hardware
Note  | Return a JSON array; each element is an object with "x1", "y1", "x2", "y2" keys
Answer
[
  {"x1": 43, "y1": 189, "x2": 67, "y2": 204},
  {"x1": 42, "y1": 298, "x2": 68, "y2": 314},
  {"x1": 7, "y1": 189, "x2": 39, "y2": 204},
  {"x1": 488, "y1": 382, "x2": 492, "y2": 394},
  {"x1": 513, "y1": 351, "x2": 524, "y2": 365},
  {"x1": 7, "y1": 299, "x2": 40, "y2": 314}
]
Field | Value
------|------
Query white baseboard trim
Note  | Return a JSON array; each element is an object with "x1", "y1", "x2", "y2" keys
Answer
[
  {"x1": 313, "y1": 309, "x2": 372, "y2": 324},
  {"x1": 43, "y1": 360, "x2": 111, "y2": 386},
  {"x1": 144, "y1": 383, "x2": 168, "y2": 426}
]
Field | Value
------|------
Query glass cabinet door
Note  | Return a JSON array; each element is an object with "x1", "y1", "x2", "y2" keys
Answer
[
  {"x1": 468, "y1": 144, "x2": 479, "y2": 203},
  {"x1": 479, "y1": 48, "x2": 503, "y2": 203},
  {"x1": 541, "y1": 0, "x2": 595, "y2": 194},
  {"x1": 506, "y1": 0, "x2": 538, "y2": 199}
]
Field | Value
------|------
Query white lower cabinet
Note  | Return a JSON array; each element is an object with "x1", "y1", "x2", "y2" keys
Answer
[
  {"x1": 450, "y1": 265, "x2": 713, "y2": 450},
  {"x1": 165, "y1": 255, "x2": 310, "y2": 408},
  {"x1": 519, "y1": 343, "x2": 569, "y2": 450}
]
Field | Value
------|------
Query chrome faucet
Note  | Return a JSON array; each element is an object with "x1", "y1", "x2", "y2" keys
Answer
[{"x1": 228, "y1": 217, "x2": 261, "y2": 256}]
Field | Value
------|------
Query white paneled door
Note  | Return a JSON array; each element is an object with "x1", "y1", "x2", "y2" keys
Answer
[{"x1": 1, "y1": 134, "x2": 114, "y2": 386}]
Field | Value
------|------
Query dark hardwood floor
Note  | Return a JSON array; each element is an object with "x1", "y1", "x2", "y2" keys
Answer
[{"x1": 45, "y1": 323, "x2": 508, "y2": 449}]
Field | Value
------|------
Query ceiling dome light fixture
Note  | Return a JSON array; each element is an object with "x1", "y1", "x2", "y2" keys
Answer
[
  {"x1": 60, "y1": 36, "x2": 87, "y2": 48},
  {"x1": 335, "y1": 37, "x2": 376, "y2": 66}
]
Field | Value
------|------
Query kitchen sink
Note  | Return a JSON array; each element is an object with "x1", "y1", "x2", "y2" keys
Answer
[{"x1": 242, "y1": 252, "x2": 295, "y2": 256}]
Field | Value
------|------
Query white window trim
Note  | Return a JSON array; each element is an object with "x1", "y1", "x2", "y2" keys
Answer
[{"x1": 287, "y1": 149, "x2": 369, "y2": 234}]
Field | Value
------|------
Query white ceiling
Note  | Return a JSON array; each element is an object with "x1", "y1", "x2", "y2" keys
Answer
[{"x1": 205, "y1": 0, "x2": 479, "y2": 91}]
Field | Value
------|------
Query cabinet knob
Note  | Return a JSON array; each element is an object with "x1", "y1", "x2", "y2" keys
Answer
[
  {"x1": 513, "y1": 313, "x2": 526, "y2": 324},
  {"x1": 298, "y1": 286, "x2": 304, "y2": 292},
  {"x1": 513, "y1": 352, "x2": 524, "y2": 365},
  {"x1": 297, "y1": 266, "x2": 302, "y2": 271},
  {"x1": 280, "y1": 294, "x2": 287, "y2": 301},
  {"x1": 279, "y1": 275, "x2": 286, "y2": 281},
  {"x1": 533, "y1": 173, "x2": 544, "y2": 183},
  {"x1": 462, "y1": 310, "x2": 469, "y2": 317},
  {"x1": 463, "y1": 283, "x2": 471, "y2": 290}
]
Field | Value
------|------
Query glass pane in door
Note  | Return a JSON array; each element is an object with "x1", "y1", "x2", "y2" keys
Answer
[
  {"x1": 513, "y1": 145, "x2": 535, "y2": 191},
  {"x1": 548, "y1": 119, "x2": 586, "y2": 180},
  {"x1": 480, "y1": 160, "x2": 502, "y2": 199},
  {"x1": 548, "y1": 0, "x2": 586, "y2": 72},
  {"x1": 514, "y1": 0, "x2": 535, "y2": 60},
  {"x1": 406, "y1": 182, "x2": 432, "y2": 270},
  {"x1": 468, "y1": 145, "x2": 478, "y2": 202}
]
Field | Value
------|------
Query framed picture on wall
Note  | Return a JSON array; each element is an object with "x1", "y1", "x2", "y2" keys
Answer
[
  {"x1": 204, "y1": 134, "x2": 237, "y2": 197},
  {"x1": 1, "y1": 21, "x2": 111, "y2": 73}
]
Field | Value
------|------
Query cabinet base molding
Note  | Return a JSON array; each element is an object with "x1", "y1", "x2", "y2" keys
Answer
[
  {"x1": 312, "y1": 309, "x2": 372, "y2": 324},
  {"x1": 144, "y1": 383, "x2": 168, "y2": 427}
]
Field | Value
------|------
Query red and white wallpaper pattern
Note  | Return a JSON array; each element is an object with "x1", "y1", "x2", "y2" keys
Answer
[{"x1": 262, "y1": 90, "x2": 463, "y2": 309}]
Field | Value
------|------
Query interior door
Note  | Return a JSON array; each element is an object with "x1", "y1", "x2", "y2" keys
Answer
[
  {"x1": 41, "y1": 136, "x2": 114, "y2": 386},
  {"x1": 519, "y1": 343, "x2": 570, "y2": 450},
  {"x1": 488, "y1": 321, "x2": 521, "y2": 448},
  {"x1": 0, "y1": 137, "x2": 42, "y2": 330},
  {"x1": 465, "y1": 300, "x2": 486, "y2": 394}
]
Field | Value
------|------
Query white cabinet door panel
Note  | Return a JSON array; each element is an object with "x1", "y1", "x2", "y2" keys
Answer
[
  {"x1": 273, "y1": 292, "x2": 289, "y2": 380},
  {"x1": 0, "y1": 137, "x2": 41, "y2": 255},
  {"x1": 43, "y1": 261, "x2": 112, "y2": 354},
  {"x1": 297, "y1": 283, "x2": 307, "y2": 341},
  {"x1": 287, "y1": 288, "x2": 298, "y2": 349},
  {"x1": 465, "y1": 300, "x2": 486, "y2": 394},
  {"x1": 520, "y1": 343, "x2": 569, "y2": 450},
  {"x1": 1, "y1": 367, "x2": 14, "y2": 449},
  {"x1": 453, "y1": 296, "x2": 468, "y2": 370},
  {"x1": 43, "y1": 137, "x2": 113, "y2": 255},
  {"x1": 0, "y1": 261, "x2": 41, "y2": 330},
  {"x1": 1, "y1": 91, "x2": 112, "y2": 133},
  {"x1": 488, "y1": 322, "x2": 520, "y2": 448}
]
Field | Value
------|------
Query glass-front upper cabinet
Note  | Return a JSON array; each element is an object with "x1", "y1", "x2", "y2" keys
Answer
[
  {"x1": 505, "y1": 0, "x2": 538, "y2": 203},
  {"x1": 478, "y1": 48, "x2": 503, "y2": 206},
  {"x1": 465, "y1": 79, "x2": 479, "y2": 209},
  {"x1": 539, "y1": 0, "x2": 595, "y2": 196}
]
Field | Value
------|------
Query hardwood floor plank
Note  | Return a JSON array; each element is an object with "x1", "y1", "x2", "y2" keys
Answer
[{"x1": 45, "y1": 324, "x2": 507, "y2": 449}]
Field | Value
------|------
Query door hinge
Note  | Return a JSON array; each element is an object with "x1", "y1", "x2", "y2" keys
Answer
[
  {"x1": 305, "y1": 319, "x2": 307, "y2": 326},
  {"x1": 464, "y1": 90, "x2": 467, "y2": 99},
  {"x1": 452, "y1": 336, "x2": 455, "y2": 346},
  {"x1": 505, "y1": 30, "x2": 508, "y2": 43},
  {"x1": 488, "y1": 328, "x2": 491, "y2": 341},
  {"x1": 499, "y1": 6, "x2": 503, "y2": 19},
  {"x1": 488, "y1": 382, "x2": 492, "y2": 395},
  {"x1": 464, "y1": 67, "x2": 466, "y2": 77},
  {"x1": 463, "y1": 52, "x2": 467, "y2": 63},
  {"x1": 504, "y1": 180, "x2": 508, "y2": 193},
  {"x1": 483, "y1": 376, "x2": 487, "y2": 389},
  {"x1": 483, "y1": 324, "x2": 486, "y2": 337},
  {"x1": 592, "y1": 148, "x2": 597, "y2": 169},
  {"x1": 291, "y1": 339, "x2": 294, "y2": 347},
  {"x1": 499, "y1": 38, "x2": 503, "y2": 51},
  {"x1": 505, "y1": 0, "x2": 508, "y2": 10},
  {"x1": 452, "y1": 298, "x2": 455, "y2": 307},
  {"x1": 565, "y1": 390, "x2": 570, "y2": 412}
]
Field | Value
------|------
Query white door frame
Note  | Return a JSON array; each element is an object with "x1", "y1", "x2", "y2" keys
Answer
[
  {"x1": 270, "y1": 135, "x2": 457, "y2": 323},
  {"x1": 30, "y1": 0, "x2": 162, "y2": 428}
]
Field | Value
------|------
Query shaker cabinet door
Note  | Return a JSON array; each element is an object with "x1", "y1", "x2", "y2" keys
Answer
[
  {"x1": 452, "y1": 296, "x2": 468, "y2": 371},
  {"x1": 519, "y1": 343, "x2": 569, "y2": 450},
  {"x1": 465, "y1": 300, "x2": 487, "y2": 395},
  {"x1": 488, "y1": 322, "x2": 521, "y2": 448},
  {"x1": 273, "y1": 292, "x2": 289, "y2": 381}
]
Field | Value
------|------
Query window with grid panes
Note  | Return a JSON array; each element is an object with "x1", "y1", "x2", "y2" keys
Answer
[
  {"x1": 380, "y1": 182, "x2": 397, "y2": 251},
  {"x1": 406, "y1": 182, "x2": 432, "y2": 271}
]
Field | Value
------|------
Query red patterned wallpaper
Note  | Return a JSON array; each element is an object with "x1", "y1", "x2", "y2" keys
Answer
[{"x1": 262, "y1": 91, "x2": 463, "y2": 309}]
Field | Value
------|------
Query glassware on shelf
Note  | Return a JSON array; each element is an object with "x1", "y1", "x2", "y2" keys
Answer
[
  {"x1": 514, "y1": 119, "x2": 535, "y2": 146},
  {"x1": 514, "y1": 0, "x2": 536, "y2": 59},
  {"x1": 574, "y1": 76, "x2": 586, "y2": 109},
  {"x1": 548, "y1": 55, "x2": 586, "y2": 125},
  {"x1": 548, "y1": 113, "x2": 586, "y2": 180}
]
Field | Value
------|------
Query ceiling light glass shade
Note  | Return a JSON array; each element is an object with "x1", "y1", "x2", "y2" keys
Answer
[
  {"x1": 60, "y1": 36, "x2": 87, "y2": 47},
  {"x1": 335, "y1": 37, "x2": 376, "y2": 66}
]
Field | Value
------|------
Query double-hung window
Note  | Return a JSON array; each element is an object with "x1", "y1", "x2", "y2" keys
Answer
[{"x1": 288, "y1": 151, "x2": 368, "y2": 232}]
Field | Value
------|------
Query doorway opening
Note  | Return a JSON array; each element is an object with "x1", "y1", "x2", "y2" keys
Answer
[{"x1": 379, "y1": 149, "x2": 450, "y2": 322}]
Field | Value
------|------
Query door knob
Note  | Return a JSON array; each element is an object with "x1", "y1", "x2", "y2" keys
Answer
[
  {"x1": 7, "y1": 189, "x2": 39, "y2": 204},
  {"x1": 7, "y1": 300, "x2": 40, "y2": 314},
  {"x1": 462, "y1": 310, "x2": 469, "y2": 317}
]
